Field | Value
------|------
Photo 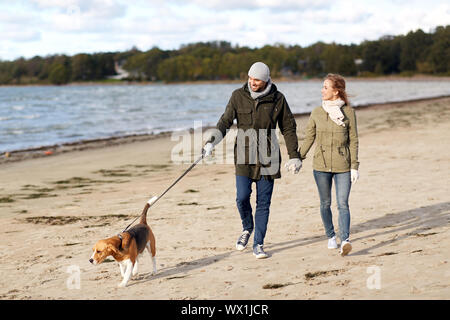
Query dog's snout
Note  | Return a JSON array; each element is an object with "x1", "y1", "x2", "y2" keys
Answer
[{"x1": 89, "y1": 258, "x2": 93, "y2": 264}]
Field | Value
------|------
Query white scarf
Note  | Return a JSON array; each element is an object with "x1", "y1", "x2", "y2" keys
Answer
[{"x1": 322, "y1": 99, "x2": 346, "y2": 127}]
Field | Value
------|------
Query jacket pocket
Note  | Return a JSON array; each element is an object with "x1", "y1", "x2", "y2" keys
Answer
[
  {"x1": 315, "y1": 145, "x2": 326, "y2": 168},
  {"x1": 338, "y1": 146, "x2": 350, "y2": 165},
  {"x1": 237, "y1": 108, "x2": 253, "y2": 126}
]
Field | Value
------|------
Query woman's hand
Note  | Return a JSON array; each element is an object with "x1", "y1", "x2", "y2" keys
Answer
[{"x1": 351, "y1": 169, "x2": 359, "y2": 184}]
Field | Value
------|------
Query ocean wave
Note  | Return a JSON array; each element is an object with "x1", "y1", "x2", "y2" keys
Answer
[
  {"x1": 0, "y1": 114, "x2": 41, "y2": 121},
  {"x1": 21, "y1": 114, "x2": 41, "y2": 120}
]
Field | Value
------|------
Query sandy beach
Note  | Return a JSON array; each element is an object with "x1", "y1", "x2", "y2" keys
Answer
[{"x1": 0, "y1": 96, "x2": 449, "y2": 300}]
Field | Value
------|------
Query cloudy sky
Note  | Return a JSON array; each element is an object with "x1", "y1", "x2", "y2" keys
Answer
[{"x1": 1, "y1": 0, "x2": 449, "y2": 61}]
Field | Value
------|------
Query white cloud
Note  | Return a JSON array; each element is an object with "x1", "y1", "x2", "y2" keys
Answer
[
  {"x1": 0, "y1": 0, "x2": 448, "y2": 60},
  {"x1": 166, "y1": 0, "x2": 329, "y2": 11},
  {"x1": 3, "y1": 30, "x2": 41, "y2": 42},
  {"x1": 0, "y1": 10, "x2": 42, "y2": 43},
  {"x1": 30, "y1": 0, "x2": 127, "y2": 22}
]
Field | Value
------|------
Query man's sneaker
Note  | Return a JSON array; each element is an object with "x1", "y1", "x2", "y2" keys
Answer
[
  {"x1": 340, "y1": 239, "x2": 352, "y2": 256},
  {"x1": 328, "y1": 236, "x2": 338, "y2": 249},
  {"x1": 253, "y1": 244, "x2": 268, "y2": 259},
  {"x1": 236, "y1": 230, "x2": 251, "y2": 251}
]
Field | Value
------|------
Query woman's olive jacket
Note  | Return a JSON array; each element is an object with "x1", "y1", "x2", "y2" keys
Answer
[{"x1": 299, "y1": 105, "x2": 359, "y2": 173}]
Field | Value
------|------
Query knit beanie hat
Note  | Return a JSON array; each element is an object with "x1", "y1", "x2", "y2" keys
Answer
[{"x1": 248, "y1": 62, "x2": 270, "y2": 82}]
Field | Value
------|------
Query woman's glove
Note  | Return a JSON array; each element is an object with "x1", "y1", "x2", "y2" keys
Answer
[{"x1": 351, "y1": 169, "x2": 359, "y2": 184}]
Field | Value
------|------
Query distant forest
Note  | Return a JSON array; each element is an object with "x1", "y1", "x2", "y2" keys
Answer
[{"x1": 0, "y1": 25, "x2": 448, "y2": 85}]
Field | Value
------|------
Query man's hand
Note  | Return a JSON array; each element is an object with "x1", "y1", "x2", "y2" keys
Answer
[
  {"x1": 351, "y1": 169, "x2": 359, "y2": 184},
  {"x1": 284, "y1": 158, "x2": 302, "y2": 174},
  {"x1": 202, "y1": 142, "x2": 214, "y2": 158}
]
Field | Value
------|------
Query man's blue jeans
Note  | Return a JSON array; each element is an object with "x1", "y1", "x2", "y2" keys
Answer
[
  {"x1": 235, "y1": 175, "x2": 274, "y2": 248},
  {"x1": 313, "y1": 170, "x2": 351, "y2": 242}
]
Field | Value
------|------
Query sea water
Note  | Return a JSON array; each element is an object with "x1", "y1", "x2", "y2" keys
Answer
[{"x1": 0, "y1": 79, "x2": 449, "y2": 153}]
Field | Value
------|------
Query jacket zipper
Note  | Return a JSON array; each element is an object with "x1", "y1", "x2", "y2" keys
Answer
[
  {"x1": 327, "y1": 112, "x2": 334, "y2": 171},
  {"x1": 320, "y1": 145, "x2": 327, "y2": 168},
  {"x1": 254, "y1": 100, "x2": 260, "y2": 166},
  {"x1": 330, "y1": 129, "x2": 333, "y2": 171}
]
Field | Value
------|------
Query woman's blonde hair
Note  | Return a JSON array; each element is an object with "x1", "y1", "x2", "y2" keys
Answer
[{"x1": 325, "y1": 73, "x2": 350, "y2": 106}]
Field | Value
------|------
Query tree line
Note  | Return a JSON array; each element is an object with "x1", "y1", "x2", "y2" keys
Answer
[{"x1": 0, "y1": 25, "x2": 448, "y2": 85}]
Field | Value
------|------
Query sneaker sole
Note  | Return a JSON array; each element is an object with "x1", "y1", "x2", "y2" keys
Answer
[
  {"x1": 253, "y1": 253, "x2": 268, "y2": 259},
  {"x1": 328, "y1": 245, "x2": 338, "y2": 249},
  {"x1": 340, "y1": 243, "x2": 352, "y2": 256},
  {"x1": 236, "y1": 244, "x2": 247, "y2": 251}
]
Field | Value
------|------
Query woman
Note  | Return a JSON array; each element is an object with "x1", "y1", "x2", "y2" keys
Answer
[{"x1": 299, "y1": 73, "x2": 359, "y2": 256}]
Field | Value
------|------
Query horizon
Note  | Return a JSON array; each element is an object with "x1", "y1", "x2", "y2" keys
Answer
[{"x1": 1, "y1": 0, "x2": 449, "y2": 61}]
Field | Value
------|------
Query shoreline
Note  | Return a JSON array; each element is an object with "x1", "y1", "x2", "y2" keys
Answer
[
  {"x1": 1, "y1": 75, "x2": 450, "y2": 88},
  {"x1": 2, "y1": 94, "x2": 450, "y2": 165}
]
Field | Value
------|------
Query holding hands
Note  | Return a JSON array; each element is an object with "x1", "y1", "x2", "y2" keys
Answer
[{"x1": 285, "y1": 158, "x2": 302, "y2": 174}]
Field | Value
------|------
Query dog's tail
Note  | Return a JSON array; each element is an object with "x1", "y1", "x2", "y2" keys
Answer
[
  {"x1": 140, "y1": 196, "x2": 158, "y2": 224},
  {"x1": 140, "y1": 204, "x2": 149, "y2": 224},
  {"x1": 141, "y1": 196, "x2": 158, "y2": 224}
]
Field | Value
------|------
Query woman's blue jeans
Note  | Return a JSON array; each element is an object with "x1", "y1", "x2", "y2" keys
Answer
[
  {"x1": 235, "y1": 175, "x2": 274, "y2": 248},
  {"x1": 313, "y1": 170, "x2": 351, "y2": 242}
]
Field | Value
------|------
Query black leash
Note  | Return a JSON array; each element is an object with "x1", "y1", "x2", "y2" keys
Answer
[{"x1": 122, "y1": 153, "x2": 205, "y2": 232}]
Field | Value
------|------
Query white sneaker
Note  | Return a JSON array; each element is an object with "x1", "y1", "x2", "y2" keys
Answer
[
  {"x1": 328, "y1": 236, "x2": 338, "y2": 249},
  {"x1": 340, "y1": 239, "x2": 352, "y2": 256}
]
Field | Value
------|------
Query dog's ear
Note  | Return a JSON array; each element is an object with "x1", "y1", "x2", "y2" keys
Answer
[{"x1": 107, "y1": 242, "x2": 120, "y2": 255}]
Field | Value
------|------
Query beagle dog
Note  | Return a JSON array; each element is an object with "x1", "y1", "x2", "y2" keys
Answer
[{"x1": 89, "y1": 202, "x2": 157, "y2": 287}]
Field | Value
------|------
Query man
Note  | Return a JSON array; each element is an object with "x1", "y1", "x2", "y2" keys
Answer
[{"x1": 203, "y1": 62, "x2": 302, "y2": 259}]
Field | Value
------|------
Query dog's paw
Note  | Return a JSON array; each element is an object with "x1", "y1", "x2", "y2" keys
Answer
[{"x1": 118, "y1": 282, "x2": 128, "y2": 288}]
